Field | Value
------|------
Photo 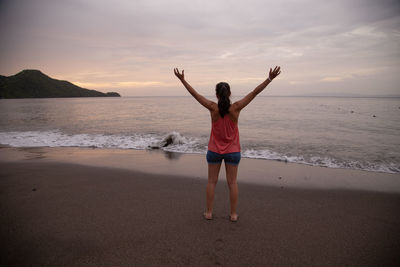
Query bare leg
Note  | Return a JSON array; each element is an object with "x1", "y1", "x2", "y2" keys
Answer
[
  {"x1": 205, "y1": 163, "x2": 222, "y2": 219},
  {"x1": 225, "y1": 163, "x2": 239, "y2": 221}
]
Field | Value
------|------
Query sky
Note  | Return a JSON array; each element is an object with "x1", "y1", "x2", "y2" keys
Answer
[{"x1": 0, "y1": 0, "x2": 399, "y2": 97}]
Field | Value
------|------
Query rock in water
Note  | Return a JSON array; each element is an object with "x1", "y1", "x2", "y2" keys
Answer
[
  {"x1": 106, "y1": 92, "x2": 120, "y2": 97},
  {"x1": 148, "y1": 132, "x2": 183, "y2": 149}
]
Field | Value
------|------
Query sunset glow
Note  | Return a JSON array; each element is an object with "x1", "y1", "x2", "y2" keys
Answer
[{"x1": 1, "y1": 0, "x2": 399, "y2": 96}]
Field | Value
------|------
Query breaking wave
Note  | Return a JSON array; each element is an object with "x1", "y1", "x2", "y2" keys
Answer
[{"x1": 0, "y1": 130, "x2": 398, "y2": 174}]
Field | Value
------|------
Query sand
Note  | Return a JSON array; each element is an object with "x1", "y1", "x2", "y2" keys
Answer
[{"x1": 1, "y1": 147, "x2": 400, "y2": 266}]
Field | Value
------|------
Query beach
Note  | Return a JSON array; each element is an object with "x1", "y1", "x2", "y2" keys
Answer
[
  {"x1": 1, "y1": 147, "x2": 399, "y2": 266},
  {"x1": 2, "y1": 0, "x2": 400, "y2": 265}
]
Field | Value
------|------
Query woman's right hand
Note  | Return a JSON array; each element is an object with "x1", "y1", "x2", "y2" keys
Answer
[
  {"x1": 269, "y1": 66, "x2": 281, "y2": 81},
  {"x1": 174, "y1": 68, "x2": 185, "y2": 81}
]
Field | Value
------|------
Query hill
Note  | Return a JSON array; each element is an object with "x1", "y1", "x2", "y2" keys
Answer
[{"x1": 0, "y1": 70, "x2": 120, "y2": 98}]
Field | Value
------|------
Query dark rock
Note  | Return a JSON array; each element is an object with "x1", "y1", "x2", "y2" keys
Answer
[
  {"x1": 106, "y1": 92, "x2": 120, "y2": 97},
  {"x1": 149, "y1": 132, "x2": 181, "y2": 149}
]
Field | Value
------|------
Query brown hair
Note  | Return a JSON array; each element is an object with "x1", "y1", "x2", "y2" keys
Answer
[{"x1": 215, "y1": 82, "x2": 231, "y2": 117}]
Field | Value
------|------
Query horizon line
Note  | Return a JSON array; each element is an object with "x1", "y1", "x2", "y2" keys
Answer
[{"x1": 118, "y1": 95, "x2": 400, "y2": 98}]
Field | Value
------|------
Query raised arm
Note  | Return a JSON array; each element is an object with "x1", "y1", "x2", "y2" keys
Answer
[
  {"x1": 174, "y1": 68, "x2": 216, "y2": 111},
  {"x1": 232, "y1": 66, "x2": 281, "y2": 111}
]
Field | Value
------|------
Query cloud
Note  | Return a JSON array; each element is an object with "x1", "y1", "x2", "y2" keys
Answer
[
  {"x1": 0, "y1": 0, "x2": 399, "y2": 96},
  {"x1": 320, "y1": 77, "x2": 344, "y2": 82},
  {"x1": 73, "y1": 81, "x2": 164, "y2": 89}
]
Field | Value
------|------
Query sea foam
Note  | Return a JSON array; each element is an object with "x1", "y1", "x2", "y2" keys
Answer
[{"x1": 0, "y1": 130, "x2": 398, "y2": 174}]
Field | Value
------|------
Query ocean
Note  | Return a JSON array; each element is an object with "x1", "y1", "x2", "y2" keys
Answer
[{"x1": 0, "y1": 96, "x2": 399, "y2": 174}]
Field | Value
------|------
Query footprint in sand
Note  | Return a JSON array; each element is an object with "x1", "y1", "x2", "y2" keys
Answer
[
  {"x1": 205, "y1": 238, "x2": 225, "y2": 265},
  {"x1": 215, "y1": 238, "x2": 224, "y2": 252}
]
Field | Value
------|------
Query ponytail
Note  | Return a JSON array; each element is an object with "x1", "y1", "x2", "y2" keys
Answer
[{"x1": 215, "y1": 82, "x2": 231, "y2": 117}]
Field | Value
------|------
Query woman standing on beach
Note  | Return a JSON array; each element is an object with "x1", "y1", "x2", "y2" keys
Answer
[{"x1": 174, "y1": 66, "x2": 281, "y2": 222}]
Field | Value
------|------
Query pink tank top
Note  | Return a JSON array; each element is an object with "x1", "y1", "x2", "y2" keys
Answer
[{"x1": 208, "y1": 114, "x2": 241, "y2": 154}]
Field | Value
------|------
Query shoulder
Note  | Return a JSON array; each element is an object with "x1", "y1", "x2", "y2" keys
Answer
[
  {"x1": 209, "y1": 102, "x2": 220, "y2": 122},
  {"x1": 209, "y1": 101, "x2": 218, "y2": 111},
  {"x1": 231, "y1": 102, "x2": 240, "y2": 111},
  {"x1": 228, "y1": 104, "x2": 240, "y2": 123},
  {"x1": 230, "y1": 102, "x2": 241, "y2": 113}
]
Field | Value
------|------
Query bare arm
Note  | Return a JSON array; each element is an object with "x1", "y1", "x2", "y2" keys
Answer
[
  {"x1": 174, "y1": 68, "x2": 216, "y2": 111},
  {"x1": 233, "y1": 66, "x2": 281, "y2": 111}
]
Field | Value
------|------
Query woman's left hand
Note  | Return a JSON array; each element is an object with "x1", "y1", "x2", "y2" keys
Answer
[
  {"x1": 269, "y1": 66, "x2": 281, "y2": 81},
  {"x1": 174, "y1": 68, "x2": 185, "y2": 80}
]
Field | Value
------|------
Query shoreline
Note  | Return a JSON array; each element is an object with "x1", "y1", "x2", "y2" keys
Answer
[
  {"x1": 1, "y1": 147, "x2": 400, "y2": 266},
  {"x1": 1, "y1": 127, "x2": 398, "y2": 176},
  {"x1": 1, "y1": 146, "x2": 399, "y2": 193}
]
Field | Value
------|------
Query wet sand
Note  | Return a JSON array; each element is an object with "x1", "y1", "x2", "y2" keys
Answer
[{"x1": 1, "y1": 147, "x2": 400, "y2": 266}]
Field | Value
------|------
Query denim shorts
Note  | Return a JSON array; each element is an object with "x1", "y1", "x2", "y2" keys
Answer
[{"x1": 206, "y1": 150, "x2": 241, "y2": 166}]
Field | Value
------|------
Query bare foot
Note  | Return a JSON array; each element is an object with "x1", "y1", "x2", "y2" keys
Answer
[
  {"x1": 230, "y1": 213, "x2": 238, "y2": 222},
  {"x1": 203, "y1": 211, "x2": 212, "y2": 220}
]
